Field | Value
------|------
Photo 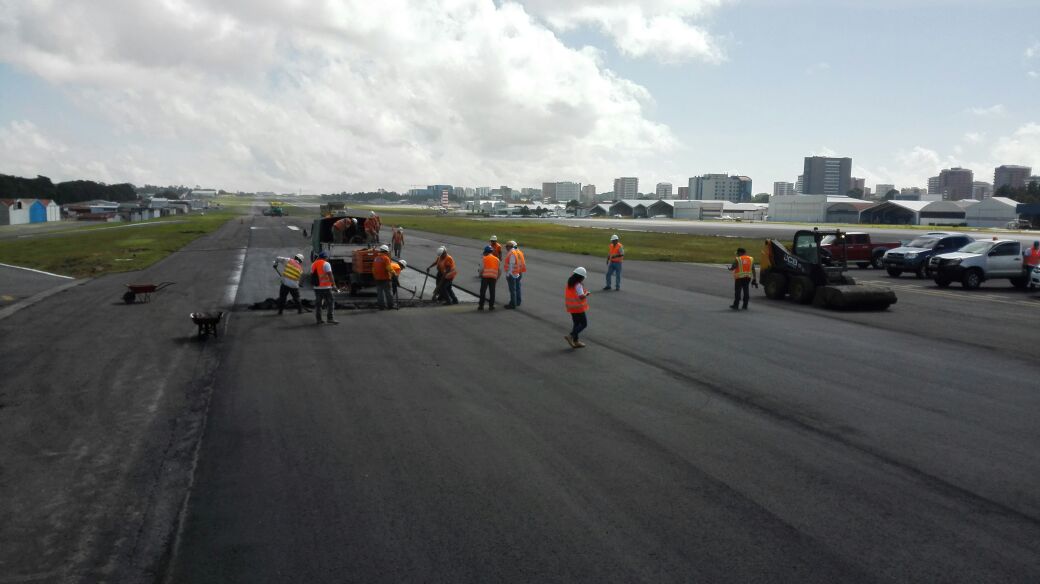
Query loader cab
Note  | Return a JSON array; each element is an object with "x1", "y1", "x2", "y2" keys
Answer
[{"x1": 793, "y1": 230, "x2": 827, "y2": 264}]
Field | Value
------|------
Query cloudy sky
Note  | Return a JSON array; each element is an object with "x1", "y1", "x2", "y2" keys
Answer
[{"x1": 1, "y1": 0, "x2": 1038, "y2": 194}]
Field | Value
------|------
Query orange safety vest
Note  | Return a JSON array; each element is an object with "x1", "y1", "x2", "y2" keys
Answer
[
  {"x1": 505, "y1": 249, "x2": 523, "y2": 276},
  {"x1": 372, "y1": 254, "x2": 391, "y2": 281},
  {"x1": 390, "y1": 261, "x2": 401, "y2": 277},
  {"x1": 311, "y1": 259, "x2": 334, "y2": 288},
  {"x1": 516, "y1": 249, "x2": 527, "y2": 273},
  {"x1": 438, "y1": 255, "x2": 457, "y2": 280},
  {"x1": 481, "y1": 254, "x2": 500, "y2": 279},
  {"x1": 565, "y1": 284, "x2": 588, "y2": 313},
  {"x1": 491, "y1": 242, "x2": 502, "y2": 260},
  {"x1": 392, "y1": 230, "x2": 404, "y2": 244},
  {"x1": 609, "y1": 242, "x2": 624, "y2": 263},
  {"x1": 333, "y1": 218, "x2": 348, "y2": 231},
  {"x1": 1025, "y1": 247, "x2": 1040, "y2": 267},
  {"x1": 282, "y1": 258, "x2": 303, "y2": 281},
  {"x1": 366, "y1": 216, "x2": 381, "y2": 232},
  {"x1": 734, "y1": 255, "x2": 754, "y2": 279}
]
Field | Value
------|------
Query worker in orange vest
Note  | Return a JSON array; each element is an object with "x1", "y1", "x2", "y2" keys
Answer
[
  {"x1": 564, "y1": 267, "x2": 591, "y2": 348},
  {"x1": 390, "y1": 259, "x2": 406, "y2": 303},
  {"x1": 310, "y1": 250, "x2": 338, "y2": 324},
  {"x1": 332, "y1": 217, "x2": 355, "y2": 243},
  {"x1": 372, "y1": 244, "x2": 395, "y2": 310},
  {"x1": 365, "y1": 211, "x2": 382, "y2": 244},
  {"x1": 1024, "y1": 240, "x2": 1040, "y2": 268},
  {"x1": 391, "y1": 227, "x2": 405, "y2": 257},
  {"x1": 503, "y1": 240, "x2": 526, "y2": 309},
  {"x1": 272, "y1": 253, "x2": 305, "y2": 315},
  {"x1": 428, "y1": 246, "x2": 458, "y2": 305},
  {"x1": 604, "y1": 234, "x2": 624, "y2": 291},
  {"x1": 478, "y1": 245, "x2": 500, "y2": 311},
  {"x1": 489, "y1": 235, "x2": 503, "y2": 261},
  {"x1": 728, "y1": 247, "x2": 758, "y2": 310}
]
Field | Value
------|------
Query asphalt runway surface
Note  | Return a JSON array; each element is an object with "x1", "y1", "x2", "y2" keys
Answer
[
  {"x1": 0, "y1": 263, "x2": 75, "y2": 308},
  {"x1": 1, "y1": 207, "x2": 1039, "y2": 583}
]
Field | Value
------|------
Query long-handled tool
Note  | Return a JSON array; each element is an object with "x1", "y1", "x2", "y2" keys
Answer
[{"x1": 418, "y1": 270, "x2": 430, "y2": 300}]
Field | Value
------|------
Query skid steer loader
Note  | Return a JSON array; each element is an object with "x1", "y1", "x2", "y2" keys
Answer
[{"x1": 759, "y1": 228, "x2": 897, "y2": 310}]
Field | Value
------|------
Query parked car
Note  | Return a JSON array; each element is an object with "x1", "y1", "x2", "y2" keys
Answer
[
  {"x1": 882, "y1": 233, "x2": 974, "y2": 278},
  {"x1": 1031, "y1": 265, "x2": 1040, "y2": 290},
  {"x1": 818, "y1": 231, "x2": 901, "y2": 269},
  {"x1": 930, "y1": 239, "x2": 1029, "y2": 289}
]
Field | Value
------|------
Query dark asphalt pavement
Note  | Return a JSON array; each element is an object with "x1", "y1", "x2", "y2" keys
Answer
[
  {"x1": 2, "y1": 208, "x2": 1038, "y2": 583},
  {"x1": 0, "y1": 263, "x2": 75, "y2": 308}
]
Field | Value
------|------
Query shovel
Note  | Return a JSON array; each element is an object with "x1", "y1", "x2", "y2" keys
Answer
[{"x1": 418, "y1": 270, "x2": 430, "y2": 300}]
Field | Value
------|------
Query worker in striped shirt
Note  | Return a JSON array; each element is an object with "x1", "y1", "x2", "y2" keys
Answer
[{"x1": 272, "y1": 253, "x2": 306, "y2": 315}]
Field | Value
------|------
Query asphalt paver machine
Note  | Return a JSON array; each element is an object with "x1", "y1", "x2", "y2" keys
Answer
[{"x1": 759, "y1": 228, "x2": 897, "y2": 310}]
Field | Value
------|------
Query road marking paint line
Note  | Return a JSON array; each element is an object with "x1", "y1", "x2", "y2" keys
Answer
[
  {"x1": 14, "y1": 220, "x2": 188, "y2": 238},
  {"x1": 223, "y1": 247, "x2": 247, "y2": 307},
  {"x1": 0, "y1": 261, "x2": 74, "y2": 279},
  {"x1": 286, "y1": 225, "x2": 300, "y2": 231}
]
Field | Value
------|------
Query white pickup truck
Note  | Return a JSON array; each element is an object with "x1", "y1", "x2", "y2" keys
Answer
[{"x1": 929, "y1": 239, "x2": 1029, "y2": 289}]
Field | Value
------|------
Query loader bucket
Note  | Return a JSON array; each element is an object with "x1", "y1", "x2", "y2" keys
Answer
[{"x1": 812, "y1": 284, "x2": 897, "y2": 311}]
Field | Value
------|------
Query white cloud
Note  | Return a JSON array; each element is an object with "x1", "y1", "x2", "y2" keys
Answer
[
  {"x1": 805, "y1": 62, "x2": 830, "y2": 75},
  {"x1": 0, "y1": 0, "x2": 682, "y2": 191},
  {"x1": 967, "y1": 104, "x2": 1006, "y2": 117},
  {"x1": 963, "y1": 132, "x2": 985, "y2": 144},
  {"x1": 1026, "y1": 42, "x2": 1040, "y2": 59},
  {"x1": 1028, "y1": 71, "x2": 1038, "y2": 79},
  {"x1": 991, "y1": 123, "x2": 1040, "y2": 170},
  {"x1": 520, "y1": 0, "x2": 729, "y2": 63}
]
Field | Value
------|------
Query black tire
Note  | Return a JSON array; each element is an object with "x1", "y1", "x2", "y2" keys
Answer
[
  {"x1": 122, "y1": 290, "x2": 136, "y2": 304},
  {"x1": 856, "y1": 262, "x2": 869, "y2": 269},
  {"x1": 934, "y1": 276, "x2": 951, "y2": 288},
  {"x1": 1010, "y1": 276, "x2": 1029, "y2": 289},
  {"x1": 763, "y1": 270, "x2": 788, "y2": 300},
  {"x1": 350, "y1": 284, "x2": 361, "y2": 296},
  {"x1": 886, "y1": 267, "x2": 902, "y2": 278},
  {"x1": 871, "y1": 253, "x2": 885, "y2": 269},
  {"x1": 788, "y1": 276, "x2": 815, "y2": 304},
  {"x1": 961, "y1": 269, "x2": 982, "y2": 290}
]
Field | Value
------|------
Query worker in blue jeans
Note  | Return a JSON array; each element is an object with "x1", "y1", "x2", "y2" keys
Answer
[{"x1": 604, "y1": 234, "x2": 624, "y2": 291}]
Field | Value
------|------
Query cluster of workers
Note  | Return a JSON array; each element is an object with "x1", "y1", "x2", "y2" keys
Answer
[{"x1": 273, "y1": 227, "x2": 760, "y2": 348}]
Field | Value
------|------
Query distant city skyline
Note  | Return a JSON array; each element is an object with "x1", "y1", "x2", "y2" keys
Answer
[{"x1": 0, "y1": 1, "x2": 1038, "y2": 194}]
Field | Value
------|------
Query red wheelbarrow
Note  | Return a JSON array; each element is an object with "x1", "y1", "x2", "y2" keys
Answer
[
  {"x1": 190, "y1": 311, "x2": 224, "y2": 338},
  {"x1": 122, "y1": 282, "x2": 174, "y2": 304}
]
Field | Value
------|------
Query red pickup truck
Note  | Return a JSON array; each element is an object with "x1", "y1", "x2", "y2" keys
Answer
[{"x1": 819, "y1": 232, "x2": 901, "y2": 269}]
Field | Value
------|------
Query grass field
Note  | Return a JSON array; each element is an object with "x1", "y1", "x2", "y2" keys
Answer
[
  {"x1": 385, "y1": 214, "x2": 765, "y2": 263},
  {"x1": 0, "y1": 210, "x2": 240, "y2": 278}
]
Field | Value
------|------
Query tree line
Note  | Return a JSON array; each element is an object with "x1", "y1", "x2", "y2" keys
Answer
[{"x1": 0, "y1": 174, "x2": 137, "y2": 205}]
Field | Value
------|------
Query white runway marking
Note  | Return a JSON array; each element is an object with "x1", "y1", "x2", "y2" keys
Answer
[
  {"x1": 0, "y1": 262, "x2": 74, "y2": 279},
  {"x1": 223, "y1": 248, "x2": 248, "y2": 306},
  {"x1": 287, "y1": 225, "x2": 300, "y2": 231}
]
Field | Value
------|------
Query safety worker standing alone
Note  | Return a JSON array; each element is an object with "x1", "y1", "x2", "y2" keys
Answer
[
  {"x1": 392, "y1": 227, "x2": 405, "y2": 257},
  {"x1": 503, "y1": 240, "x2": 524, "y2": 309},
  {"x1": 478, "y1": 245, "x2": 500, "y2": 311},
  {"x1": 272, "y1": 253, "x2": 306, "y2": 315},
  {"x1": 310, "y1": 251, "x2": 338, "y2": 324},
  {"x1": 604, "y1": 234, "x2": 624, "y2": 291},
  {"x1": 728, "y1": 247, "x2": 758, "y2": 310},
  {"x1": 564, "y1": 267, "x2": 591, "y2": 348},
  {"x1": 372, "y1": 244, "x2": 395, "y2": 310}
]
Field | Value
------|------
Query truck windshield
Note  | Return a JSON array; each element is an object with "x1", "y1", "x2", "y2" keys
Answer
[
  {"x1": 958, "y1": 241, "x2": 993, "y2": 254},
  {"x1": 906, "y1": 237, "x2": 938, "y2": 249}
]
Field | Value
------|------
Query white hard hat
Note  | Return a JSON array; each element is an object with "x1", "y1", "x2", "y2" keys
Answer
[
  {"x1": 293, "y1": 253, "x2": 304, "y2": 262},
  {"x1": 378, "y1": 244, "x2": 389, "y2": 252},
  {"x1": 489, "y1": 235, "x2": 498, "y2": 241},
  {"x1": 573, "y1": 267, "x2": 587, "y2": 277},
  {"x1": 437, "y1": 246, "x2": 446, "y2": 254},
  {"x1": 610, "y1": 234, "x2": 619, "y2": 241},
  {"x1": 370, "y1": 211, "x2": 376, "y2": 216},
  {"x1": 399, "y1": 260, "x2": 407, "y2": 268},
  {"x1": 507, "y1": 240, "x2": 517, "y2": 247}
]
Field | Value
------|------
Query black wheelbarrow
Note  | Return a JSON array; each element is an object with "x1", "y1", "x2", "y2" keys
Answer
[{"x1": 190, "y1": 311, "x2": 224, "y2": 338}]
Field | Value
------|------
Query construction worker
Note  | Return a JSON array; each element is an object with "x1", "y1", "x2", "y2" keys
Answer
[
  {"x1": 1023, "y1": 240, "x2": 1040, "y2": 268},
  {"x1": 365, "y1": 211, "x2": 382, "y2": 244},
  {"x1": 503, "y1": 240, "x2": 523, "y2": 309},
  {"x1": 564, "y1": 267, "x2": 591, "y2": 348},
  {"x1": 478, "y1": 245, "x2": 500, "y2": 311},
  {"x1": 332, "y1": 216, "x2": 353, "y2": 243},
  {"x1": 514, "y1": 241, "x2": 528, "y2": 306},
  {"x1": 604, "y1": 234, "x2": 624, "y2": 291},
  {"x1": 391, "y1": 226, "x2": 405, "y2": 257},
  {"x1": 728, "y1": 247, "x2": 758, "y2": 310},
  {"x1": 489, "y1": 235, "x2": 503, "y2": 261},
  {"x1": 372, "y1": 244, "x2": 395, "y2": 310},
  {"x1": 390, "y1": 259, "x2": 407, "y2": 303},
  {"x1": 272, "y1": 253, "x2": 306, "y2": 315},
  {"x1": 310, "y1": 251, "x2": 338, "y2": 324},
  {"x1": 430, "y1": 246, "x2": 458, "y2": 304}
]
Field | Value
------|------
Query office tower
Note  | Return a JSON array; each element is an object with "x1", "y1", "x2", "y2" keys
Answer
[
  {"x1": 773, "y1": 182, "x2": 795, "y2": 197},
  {"x1": 656, "y1": 182, "x2": 673, "y2": 198},
  {"x1": 993, "y1": 165, "x2": 1032, "y2": 190},
  {"x1": 581, "y1": 184, "x2": 596, "y2": 204},
  {"x1": 613, "y1": 177, "x2": 638, "y2": 200},
  {"x1": 688, "y1": 174, "x2": 753, "y2": 203},
  {"x1": 928, "y1": 168, "x2": 974, "y2": 200},
  {"x1": 802, "y1": 156, "x2": 852, "y2": 196}
]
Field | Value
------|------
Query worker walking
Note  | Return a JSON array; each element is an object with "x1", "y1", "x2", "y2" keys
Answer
[
  {"x1": 392, "y1": 227, "x2": 405, "y2": 257},
  {"x1": 478, "y1": 245, "x2": 500, "y2": 311},
  {"x1": 310, "y1": 251, "x2": 338, "y2": 324},
  {"x1": 564, "y1": 267, "x2": 591, "y2": 348},
  {"x1": 365, "y1": 211, "x2": 382, "y2": 244},
  {"x1": 728, "y1": 247, "x2": 758, "y2": 310},
  {"x1": 431, "y1": 246, "x2": 458, "y2": 305},
  {"x1": 272, "y1": 253, "x2": 306, "y2": 315},
  {"x1": 604, "y1": 234, "x2": 624, "y2": 291},
  {"x1": 372, "y1": 244, "x2": 395, "y2": 310},
  {"x1": 503, "y1": 240, "x2": 525, "y2": 309}
]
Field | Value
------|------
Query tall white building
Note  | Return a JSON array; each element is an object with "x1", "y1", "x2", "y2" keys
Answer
[
  {"x1": 773, "y1": 181, "x2": 795, "y2": 197},
  {"x1": 554, "y1": 181, "x2": 582, "y2": 203},
  {"x1": 688, "y1": 174, "x2": 753, "y2": 203},
  {"x1": 475, "y1": 187, "x2": 491, "y2": 198},
  {"x1": 795, "y1": 175, "x2": 805, "y2": 194},
  {"x1": 581, "y1": 184, "x2": 596, "y2": 204},
  {"x1": 613, "y1": 177, "x2": 639, "y2": 200},
  {"x1": 876, "y1": 184, "x2": 895, "y2": 198},
  {"x1": 656, "y1": 182, "x2": 673, "y2": 198}
]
